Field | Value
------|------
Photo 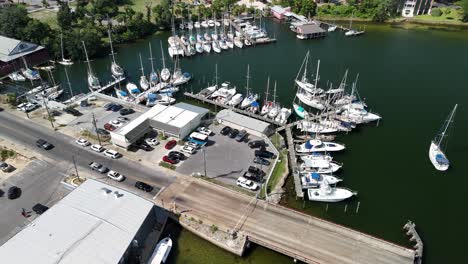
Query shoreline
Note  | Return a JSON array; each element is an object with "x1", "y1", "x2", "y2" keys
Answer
[{"x1": 316, "y1": 16, "x2": 468, "y2": 29}]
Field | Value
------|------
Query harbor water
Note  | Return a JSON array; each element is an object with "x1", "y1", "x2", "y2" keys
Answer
[{"x1": 5, "y1": 19, "x2": 468, "y2": 263}]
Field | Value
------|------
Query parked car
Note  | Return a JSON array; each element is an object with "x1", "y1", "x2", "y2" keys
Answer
[
  {"x1": 254, "y1": 149, "x2": 276, "y2": 159},
  {"x1": 104, "y1": 149, "x2": 121, "y2": 159},
  {"x1": 63, "y1": 107, "x2": 82, "y2": 116},
  {"x1": 145, "y1": 138, "x2": 159, "y2": 146},
  {"x1": 107, "y1": 170, "x2": 125, "y2": 182},
  {"x1": 36, "y1": 139, "x2": 53, "y2": 150},
  {"x1": 104, "y1": 123, "x2": 116, "y2": 131},
  {"x1": 110, "y1": 104, "x2": 123, "y2": 112},
  {"x1": 248, "y1": 140, "x2": 266, "y2": 149},
  {"x1": 165, "y1": 140, "x2": 177, "y2": 150},
  {"x1": 117, "y1": 116, "x2": 130, "y2": 122},
  {"x1": 236, "y1": 177, "x2": 258, "y2": 191},
  {"x1": 168, "y1": 151, "x2": 185, "y2": 160},
  {"x1": 32, "y1": 203, "x2": 49, "y2": 214},
  {"x1": 196, "y1": 127, "x2": 212, "y2": 136},
  {"x1": 16, "y1": 103, "x2": 27, "y2": 111},
  {"x1": 185, "y1": 141, "x2": 200, "y2": 149},
  {"x1": 119, "y1": 108, "x2": 134, "y2": 115},
  {"x1": 90, "y1": 144, "x2": 105, "y2": 152},
  {"x1": 181, "y1": 145, "x2": 196, "y2": 154},
  {"x1": 135, "y1": 142, "x2": 153, "y2": 151},
  {"x1": 228, "y1": 129, "x2": 239, "y2": 139},
  {"x1": 235, "y1": 130, "x2": 248, "y2": 142},
  {"x1": 243, "y1": 171, "x2": 260, "y2": 182},
  {"x1": 0, "y1": 162, "x2": 12, "y2": 172},
  {"x1": 75, "y1": 138, "x2": 90, "y2": 147},
  {"x1": 162, "y1": 155, "x2": 178, "y2": 164},
  {"x1": 103, "y1": 102, "x2": 116, "y2": 110},
  {"x1": 248, "y1": 166, "x2": 265, "y2": 177},
  {"x1": 95, "y1": 128, "x2": 110, "y2": 135},
  {"x1": 110, "y1": 120, "x2": 123, "y2": 127},
  {"x1": 135, "y1": 181, "x2": 153, "y2": 192},
  {"x1": 253, "y1": 156, "x2": 271, "y2": 166},
  {"x1": 23, "y1": 103, "x2": 38, "y2": 112},
  {"x1": 7, "y1": 186, "x2": 21, "y2": 200},
  {"x1": 220, "y1": 126, "x2": 232, "y2": 135},
  {"x1": 89, "y1": 162, "x2": 108, "y2": 173}
]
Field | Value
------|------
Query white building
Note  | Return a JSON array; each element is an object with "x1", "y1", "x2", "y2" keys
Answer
[
  {"x1": 0, "y1": 180, "x2": 157, "y2": 264},
  {"x1": 216, "y1": 109, "x2": 273, "y2": 137},
  {"x1": 111, "y1": 103, "x2": 209, "y2": 149}
]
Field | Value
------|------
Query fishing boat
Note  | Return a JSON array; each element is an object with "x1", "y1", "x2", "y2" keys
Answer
[
  {"x1": 108, "y1": 30, "x2": 125, "y2": 77},
  {"x1": 307, "y1": 180, "x2": 355, "y2": 202},
  {"x1": 234, "y1": 37, "x2": 244, "y2": 48},
  {"x1": 226, "y1": 93, "x2": 243, "y2": 106},
  {"x1": 160, "y1": 41, "x2": 171, "y2": 82},
  {"x1": 126, "y1": 82, "x2": 141, "y2": 97},
  {"x1": 300, "y1": 159, "x2": 342, "y2": 174},
  {"x1": 293, "y1": 103, "x2": 308, "y2": 119},
  {"x1": 212, "y1": 41, "x2": 221, "y2": 53},
  {"x1": 58, "y1": 33, "x2": 73, "y2": 66},
  {"x1": 82, "y1": 41, "x2": 101, "y2": 90},
  {"x1": 8, "y1": 72, "x2": 25, "y2": 81},
  {"x1": 138, "y1": 54, "x2": 149, "y2": 90},
  {"x1": 429, "y1": 104, "x2": 457, "y2": 171},
  {"x1": 275, "y1": 108, "x2": 291, "y2": 125},
  {"x1": 301, "y1": 173, "x2": 341, "y2": 189},
  {"x1": 297, "y1": 120, "x2": 339, "y2": 134},
  {"x1": 296, "y1": 139, "x2": 345, "y2": 153},
  {"x1": 147, "y1": 237, "x2": 172, "y2": 264}
]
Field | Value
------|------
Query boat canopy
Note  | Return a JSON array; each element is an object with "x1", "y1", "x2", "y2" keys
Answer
[
  {"x1": 311, "y1": 172, "x2": 321, "y2": 180},
  {"x1": 131, "y1": 88, "x2": 140, "y2": 93},
  {"x1": 436, "y1": 154, "x2": 449, "y2": 165},
  {"x1": 148, "y1": 93, "x2": 157, "y2": 99},
  {"x1": 183, "y1": 72, "x2": 191, "y2": 78},
  {"x1": 119, "y1": 91, "x2": 127, "y2": 96},
  {"x1": 251, "y1": 101, "x2": 259, "y2": 107},
  {"x1": 305, "y1": 139, "x2": 322, "y2": 149}
]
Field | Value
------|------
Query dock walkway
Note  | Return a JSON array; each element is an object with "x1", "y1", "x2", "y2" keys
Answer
[
  {"x1": 284, "y1": 124, "x2": 303, "y2": 198},
  {"x1": 404, "y1": 221, "x2": 423, "y2": 264},
  {"x1": 94, "y1": 76, "x2": 126, "y2": 94},
  {"x1": 184, "y1": 92, "x2": 283, "y2": 126}
]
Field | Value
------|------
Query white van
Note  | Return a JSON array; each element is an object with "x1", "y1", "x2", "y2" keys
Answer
[{"x1": 189, "y1": 132, "x2": 208, "y2": 141}]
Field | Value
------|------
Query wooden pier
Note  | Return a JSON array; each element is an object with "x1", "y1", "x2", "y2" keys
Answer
[
  {"x1": 94, "y1": 76, "x2": 126, "y2": 94},
  {"x1": 184, "y1": 92, "x2": 283, "y2": 126},
  {"x1": 284, "y1": 123, "x2": 303, "y2": 198},
  {"x1": 403, "y1": 221, "x2": 423, "y2": 264}
]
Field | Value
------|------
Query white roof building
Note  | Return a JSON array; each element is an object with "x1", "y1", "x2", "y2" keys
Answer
[
  {"x1": 216, "y1": 109, "x2": 273, "y2": 137},
  {"x1": 0, "y1": 180, "x2": 154, "y2": 264}
]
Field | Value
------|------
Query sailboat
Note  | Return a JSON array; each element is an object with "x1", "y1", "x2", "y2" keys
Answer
[
  {"x1": 148, "y1": 237, "x2": 172, "y2": 264},
  {"x1": 295, "y1": 59, "x2": 325, "y2": 110},
  {"x1": 148, "y1": 43, "x2": 159, "y2": 89},
  {"x1": 82, "y1": 41, "x2": 100, "y2": 90},
  {"x1": 139, "y1": 53, "x2": 149, "y2": 90},
  {"x1": 296, "y1": 139, "x2": 345, "y2": 153},
  {"x1": 171, "y1": 56, "x2": 191, "y2": 86},
  {"x1": 429, "y1": 104, "x2": 457, "y2": 171},
  {"x1": 345, "y1": 13, "x2": 364, "y2": 36},
  {"x1": 160, "y1": 41, "x2": 171, "y2": 82},
  {"x1": 126, "y1": 82, "x2": 141, "y2": 97},
  {"x1": 293, "y1": 103, "x2": 309, "y2": 119},
  {"x1": 108, "y1": 29, "x2": 124, "y2": 77},
  {"x1": 198, "y1": 64, "x2": 219, "y2": 97},
  {"x1": 58, "y1": 33, "x2": 73, "y2": 66},
  {"x1": 268, "y1": 82, "x2": 281, "y2": 118},
  {"x1": 275, "y1": 108, "x2": 292, "y2": 125},
  {"x1": 240, "y1": 65, "x2": 258, "y2": 109},
  {"x1": 21, "y1": 57, "x2": 40, "y2": 80},
  {"x1": 307, "y1": 179, "x2": 355, "y2": 202},
  {"x1": 227, "y1": 93, "x2": 244, "y2": 106},
  {"x1": 260, "y1": 77, "x2": 272, "y2": 115},
  {"x1": 234, "y1": 37, "x2": 243, "y2": 48},
  {"x1": 295, "y1": 53, "x2": 324, "y2": 94}
]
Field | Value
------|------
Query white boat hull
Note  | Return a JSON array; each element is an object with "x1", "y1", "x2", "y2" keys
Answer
[
  {"x1": 429, "y1": 141, "x2": 449, "y2": 171},
  {"x1": 308, "y1": 188, "x2": 354, "y2": 202}
]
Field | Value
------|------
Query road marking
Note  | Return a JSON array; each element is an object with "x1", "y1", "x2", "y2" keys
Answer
[{"x1": 153, "y1": 186, "x2": 166, "y2": 200}]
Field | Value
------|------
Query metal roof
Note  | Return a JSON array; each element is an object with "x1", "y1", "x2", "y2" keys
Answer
[
  {"x1": 0, "y1": 36, "x2": 44, "y2": 62},
  {"x1": 297, "y1": 24, "x2": 326, "y2": 34},
  {"x1": 216, "y1": 109, "x2": 270, "y2": 134},
  {"x1": 0, "y1": 180, "x2": 154, "y2": 264}
]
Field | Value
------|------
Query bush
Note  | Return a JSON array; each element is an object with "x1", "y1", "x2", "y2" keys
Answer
[
  {"x1": 431, "y1": 8, "x2": 442, "y2": 17},
  {"x1": 210, "y1": 224, "x2": 218, "y2": 233},
  {"x1": 159, "y1": 161, "x2": 176, "y2": 170}
]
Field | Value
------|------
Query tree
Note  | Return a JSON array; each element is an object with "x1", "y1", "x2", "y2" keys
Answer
[
  {"x1": 57, "y1": 2, "x2": 73, "y2": 29},
  {"x1": 300, "y1": 0, "x2": 317, "y2": 17},
  {"x1": 145, "y1": 2, "x2": 152, "y2": 22},
  {"x1": 153, "y1": 0, "x2": 172, "y2": 29},
  {"x1": 92, "y1": 0, "x2": 118, "y2": 17},
  {"x1": 461, "y1": 0, "x2": 468, "y2": 22},
  {"x1": 0, "y1": 5, "x2": 30, "y2": 39},
  {"x1": 372, "y1": 0, "x2": 397, "y2": 22},
  {"x1": 22, "y1": 19, "x2": 52, "y2": 45},
  {"x1": 42, "y1": 0, "x2": 49, "y2": 8}
]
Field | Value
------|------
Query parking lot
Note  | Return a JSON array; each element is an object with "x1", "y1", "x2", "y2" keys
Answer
[{"x1": 176, "y1": 124, "x2": 275, "y2": 192}]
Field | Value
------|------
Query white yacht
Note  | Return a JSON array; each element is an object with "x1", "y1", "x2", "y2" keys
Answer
[
  {"x1": 198, "y1": 84, "x2": 218, "y2": 97},
  {"x1": 8, "y1": 72, "x2": 25, "y2": 81},
  {"x1": 429, "y1": 104, "x2": 457, "y2": 171},
  {"x1": 209, "y1": 82, "x2": 236, "y2": 104},
  {"x1": 339, "y1": 103, "x2": 381, "y2": 124},
  {"x1": 295, "y1": 139, "x2": 345, "y2": 153},
  {"x1": 300, "y1": 152, "x2": 334, "y2": 162},
  {"x1": 307, "y1": 180, "x2": 355, "y2": 202},
  {"x1": 275, "y1": 108, "x2": 292, "y2": 125},
  {"x1": 297, "y1": 120, "x2": 338, "y2": 134},
  {"x1": 146, "y1": 93, "x2": 175, "y2": 106},
  {"x1": 201, "y1": 20, "x2": 208, "y2": 28},
  {"x1": 226, "y1": 93, "x2": 243, "y2": 107},
  {"x1": 148, "y1": 237, "x2": 172, "y2": 264},
  {"x1": 300, "y1": 158, "x2": 342, "y2": 174},
  {"x1": 301, "y1": 172, "x2": 342, "y2": 189},
  {"x1": 172, "y1": 72, "x2": 192, "y2": 86},
  {"x1": 293, "y1": 103, "x2": 309, "y2": 119},
  {"x1": 296, "y1": 89, "x2": 325, "y2": 110},
  {"x1": 126, "y1": 82, "x2": 141, "y2": 97},
  {"x1": 194, "y1": 21, "x2": 201, "y2": 28}
]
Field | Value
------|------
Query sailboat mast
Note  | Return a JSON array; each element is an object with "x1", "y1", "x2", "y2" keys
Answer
[
  {"x1": 64, "y1": 67, "x2": 73, "y2": 97},
  {"x1": 160, "y1": 40, "x2": 166, "y2": 69},
  {"x1": 108, "y1": 29, "x2": 116, "y2": 63},
  {"x1": 139, "y1": 53, "x2": 145, "y2": 76},
  {"x1": 215, "y1": 64, "x2": 218, "y2": 87},
  {"x1": 264, "y1": 76, "x2": 270, "y2": 105},
  {"x1": 314, "y1": 59, "x2": 320, "y2": 89},
  {"x1": 81, "y1": 41, "x2": 93, "y2": 74},
  {"x1": 273, "y1": 81, "x2": 277, "y2": 104},
  {"x1": 60, "y1": 32, "x2": 65, "y2": 61},
  {"x1": 149, "y1": 43, "x2": 155, "y2": 73},
  {"x1": 246, "y1": 64, "x2": 250, "y2": 95},
  {"x1": 437, "y1": 104, "x2": 458, "y2": 146}
]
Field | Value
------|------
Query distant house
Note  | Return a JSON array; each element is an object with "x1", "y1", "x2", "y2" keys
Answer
[
  {"x1": 0, "y1": 0, "x2": 13, "y2": 8},
  {"x1": 0, "y1": 35, "x2": 49, "y2": 77},
  {"x1": 270, "y1": 5, "x2": 291, "y2": 20}
]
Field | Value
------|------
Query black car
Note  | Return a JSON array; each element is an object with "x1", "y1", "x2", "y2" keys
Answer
[
  {"x1": 253, "y1": 156, "x2": 271, "y2": 166},
  {"x1": 235, "y1": 130, "x2": 248, "y2": 142},
  {"x1": 248, "y1": 166, "x2": 265, "y2": 177},
  {"x1": 248, "y1": 140, "x2": 266, "y2": 149},
  {"x1": 220, "y1": 126, "x2": 232, "y2": 135},
  {"x1": 0, "y1": 189, "x2": 4, "y2": 197},
  {"x1": 135, "y1": 181, "x2": 153, "y2": 192},
  {"x1": 7, "y1": 186, "x2": 21, "y2": 200},
  {"x1": 228, "y1": 129, "x2": 239, "y2": 139},
  {"x1": 168, "y1": 151, "x2": 186, "y2": 160},
  {"x1": 242, "y1": 171, "x2": 260, "y2": 182},
  {"x1": 136, "y1": 143, "x2": 154, "y2": 151},
  {"x1": 255, "y1": 149, "x2": 276, "y2": 159},
  {"x1": 103, "y1": 102, "x2": 116, "y2": 110},
  {"x1": 32, "y1": 203, "x2": 49, "y2": 214},
  {"x1": 120, "y1": 108, "x2": 135, "y2": 115},
  {"x1": 110, "y1": 104, "x2": 123, "y2": 112},
  {"x1": 36, "y1": 139, "x2": 53, "y2": 150},
  {"x1": 63, "y1": 107, "x2": 82, "y2": 116}
]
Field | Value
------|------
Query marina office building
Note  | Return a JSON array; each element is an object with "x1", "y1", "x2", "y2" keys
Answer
[
  {"x1": 0, "y1": 180, "x2": 159, "y2": 264},
  {"x1": 111, "y1": 103, "x2": 209, "y2": 149}
]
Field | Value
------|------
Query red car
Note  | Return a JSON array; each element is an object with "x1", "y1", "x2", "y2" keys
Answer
[
  {"x1": 104, "y1": 123, "x2": 116, "y2": 131},
  {"x1": 162, "y1": 155, "x2": 178, "y2": 164},
  {"x1": 165, "y1": 140, "x2": 177, "y2": 150}
]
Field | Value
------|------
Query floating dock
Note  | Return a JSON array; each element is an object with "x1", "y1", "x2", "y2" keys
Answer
[
  {"x1": 94, "y1": 76, "x2": 126, "y2": 93},
  {"x1": 403, "y1": 221, "x2": 423, "y2": 264}
]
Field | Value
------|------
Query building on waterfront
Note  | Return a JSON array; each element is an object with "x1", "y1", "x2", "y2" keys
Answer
[
  {"x1": 0, "y1": 180, "x2": 160, "y2": 264},
  {"x1": 270, "y1": 5, "x2": 291, "y2": 20},
  {"x1": 399, "y1": 0, "x2": 434, "y2": 17},
  {"x1": 111, "y1": 102, "x2": 209, "y2": 149},
  {"x1": 0, "y1": 35, "x2": 48, "y2": 77},
  {"x1": 296, "y1": 24, "x2": 326, "y2": 39},
  {"x1": 216, "y1": 109, "x2": 274, "y2": 137}
]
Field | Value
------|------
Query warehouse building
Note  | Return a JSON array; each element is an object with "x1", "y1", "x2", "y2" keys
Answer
[
  {"x1": 111, "y1": 103, "x2": 209, "y2": 149},
  {"x1": 0, "y1": 180, "x2": 158, "y2": 264},
  {"x1": 216, "y1": 109, "x2": 274, "y2": 137},
  {"x1": 0, "y1": 35, "x2": 48, "y2": 77}
]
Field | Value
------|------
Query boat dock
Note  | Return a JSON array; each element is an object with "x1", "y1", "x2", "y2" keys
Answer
[
  {"x1": 173, "y1": 36, "x2": 188, "y2": 55},
  {"x1": 316, "y1": 20, "x2": 351, "y2": 31},
  {"x1": 284, "y1": 123, "x2": 303, "y2": 198},
  {"x1": 404, "y1": 221, "x2": 423, "y2": 264},
  {"x1": 184, "y1": 92, "x2": 283, "y2": 126},
  {"x1": 94, "y1": 76, "x2": 126, "y2": 93}
]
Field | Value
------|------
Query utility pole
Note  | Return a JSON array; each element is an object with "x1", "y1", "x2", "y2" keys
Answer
[
  {"x1": 42, "y1": 95, "x2": 55, "y2": 129},
  {"x1": 202, "y1": 144, "x2": 207, "y2": 177},
  {"x1": 72, "y1": 155, "x2": 80, "y2": 180},
  {"x1": 92, "y1": 112, "x2": 102, "y2": 145}
]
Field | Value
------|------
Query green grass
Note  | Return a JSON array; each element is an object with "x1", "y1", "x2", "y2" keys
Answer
[
  {"x1": 29, "y1": 9, "x2": 58, "y2": 29},
  {"x1": 159, "y1": 161, "x2": 176, "y2": 170},
  {"x1": 416, "y1": 8, "x2": 464, "y2": 23},
  {"x1": 120, "y1": 0, "x2": 162, "y2": 15},
  {"x1": 265, "y1": 149, "x2": 288, "y2": 195}
]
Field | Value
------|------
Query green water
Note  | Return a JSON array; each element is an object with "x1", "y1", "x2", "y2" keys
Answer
[{"x1": 11, "y1": 20, "x2": 468, "y2": 263}]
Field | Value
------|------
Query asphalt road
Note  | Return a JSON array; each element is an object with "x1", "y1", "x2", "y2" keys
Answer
[{"x1": 0, "y1": 111, "x2": 176, "y2": 194}]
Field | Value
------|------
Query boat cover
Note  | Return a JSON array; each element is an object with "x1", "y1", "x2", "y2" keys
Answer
[
  {"x1": 119, "y1": 91, "x2": 127, "y2": 96},
  {"x1": 148, "y1": 93, "x2": 157, "y2": 99},
  {"x1": 131, "y1": 88, "x2": 140, "y2": 93},
  {"x1": 251, "y1": 101, "x2": 259, "y2": 107},
  {"x1": 311, "y1": 172, "x2": 321, "y2": 180},
  {"x1": 183, "y1": 72, "x2": 191, "y2": 78},
  {"x1": 436, "y1": 154, "x2": 449, "y2": 165}
]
